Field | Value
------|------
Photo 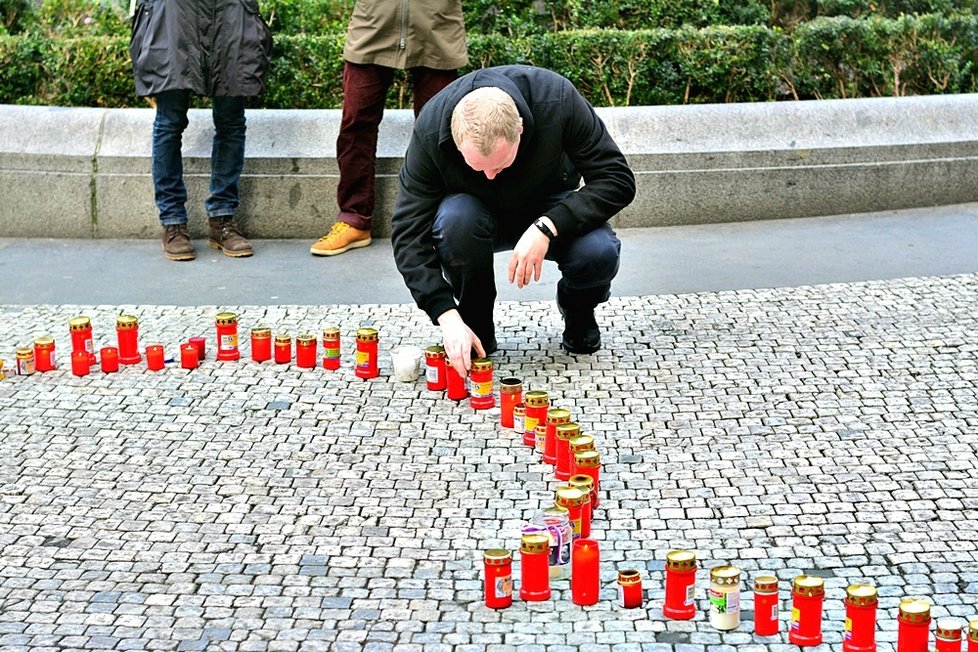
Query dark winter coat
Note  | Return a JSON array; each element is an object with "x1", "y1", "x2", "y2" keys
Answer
[
  {"x1": 130, "y1": 0, "x2": 272, "y2": 98},
  {"x1": 391, "y1": 65, "x2": 636, "y2": 324}
]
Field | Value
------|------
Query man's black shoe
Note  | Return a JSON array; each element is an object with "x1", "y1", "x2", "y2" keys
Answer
[{"x1": 558, "y1": 305, "x2": 601, "y2": 354}]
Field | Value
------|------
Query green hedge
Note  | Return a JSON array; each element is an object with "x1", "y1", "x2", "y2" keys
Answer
[{"x1": 1, "y1": 13, "x2": 975, "y2": 107}]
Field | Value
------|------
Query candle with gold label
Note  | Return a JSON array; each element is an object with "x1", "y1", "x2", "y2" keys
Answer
[{"x1": 843, "y1": 583, "x2": 878, "y2": 652}]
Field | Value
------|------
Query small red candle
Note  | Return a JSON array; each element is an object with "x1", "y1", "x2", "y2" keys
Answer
[
  {"x1": 512, "y1": 403, "x2": 526, "y2": 439},
  {"x1": 354, "y1": 327, "x2": 379, "y2": 379},
  {"x1": 100, "y1": 346, "x2": 119, "y2": 373},
  {"x1": 34, "y1": 336, "x2": 56, "y2": 372},
  {"x1": 968, "y1": 619, "x2": 978, "y2": 652},
  {"x1": 522, "y1": 391, "x2": 549, "y2": 448},
  {"x1": 70, "y1": 349, "x2": 90, "y2": 377},
  {"x1": 188, "y1": 336, "x2": 206, "y2": 361},
  {"x1": 897, "y1": 598, "x2": 931, "y2": 652},
  {"x1": 322, "y1": 327, "x2": 342, "y2": 370},
  {"x1": 618, "y1": 569, "x2": 643, "y2": 609},
  {"x1": 498, "y1": 377, "x2": 521, "y2": 428},
  {"x1": 753, "y1": 576, "x2": 780, "y2": 636},
  {"x1": 663, "y1": 550, "x2": 697, "y2": 620},
  {"x1": 274, "y1": 335, "x2": 292, "y2": 364},
  {"x1": 469, "y1": 358, "x2": 495, "y2": 409},
  {"x1": 555, "y1": 487, "x2": 587, "y2": 540},
  {"x1": 843, "y1": 584, "x2": 878, "y2": 652},
  {"x1": 251, "y1": 327, "x2": 271, "y2": 362},
  {"x1": 145, "y1": 344, "x2": 165, "y2": 371},
  {"x1": 571, "y1": 538, "x2": 600, "y2": 606},
  {"x1": 424, "y1": 344, "x2": 447, "y2": 390},
  {"x1": 483, "y1": 549, "x2": 513, "y2": 609},
  {"x1": 180, "y1": 342, "x2": 199, "y2": 369},
  {"x1": 554, "y1": 422, "x2": 580, "y2": 481},
  {"x1": 116, "y1": 315, "x2": 142, "y2": 365},
  {"x1": 573, "y1": 450, "x2": 601, "y2": 510},
  {"x1": 519, "y1": 534, "x2": 551, "y2": 601},
  {"x1": 445, "y1": 359, "x2": 468, "y2": 401},
  {"x1": 533, "y1": 423, "x2": 547, "y2": 457},
  {"x1": 789, "y1": 575, "x2": 824, "y2": 646},
  {"x1": 544, "y1": 408, "x2": 571, "y2": 465},
  {"x1": 936, "y1": 619, "x2": 963, "y2": 652},
  {"x1": 568, "y1": 474, "x2": 595, "y2": 527},
  {"x1": 215, "y1": 312, "x2": 240, "y2": 361},
  {"x1": 296, "y1": 333, "x2": 317, "y2": 368},
  {"x1": 69, "y1": 316, "x2": 96, "y2": 365}
]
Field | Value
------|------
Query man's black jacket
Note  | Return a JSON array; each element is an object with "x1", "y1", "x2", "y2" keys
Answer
[{"x1": 390, "y1": 65, "x2": 636, "y2": 324}]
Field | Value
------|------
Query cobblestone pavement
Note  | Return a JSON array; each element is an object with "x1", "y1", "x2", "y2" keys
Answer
[{"x1": 1, "y1": 273, "x2": 977, "y2": 652}]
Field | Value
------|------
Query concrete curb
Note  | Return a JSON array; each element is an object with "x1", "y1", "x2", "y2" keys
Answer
[{"x1": 2, "y1": 93, "x2": 977, "y2": 239}]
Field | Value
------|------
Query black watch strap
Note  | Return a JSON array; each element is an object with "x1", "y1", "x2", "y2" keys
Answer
[{"x1": 533, "y1": 218, "x2": 555, "y2": 241}]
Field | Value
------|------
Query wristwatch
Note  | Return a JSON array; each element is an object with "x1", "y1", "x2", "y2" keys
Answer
[{"x1": 533, "y1": 218, "x2": 555, "y2": 241}]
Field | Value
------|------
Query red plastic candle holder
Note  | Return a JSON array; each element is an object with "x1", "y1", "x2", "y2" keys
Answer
[
  {"x1": 618, "y1": 569, "x2": 643, "y2": 609},
  {"x1": 499, "y1": 377, "x2": 522, "y2": 428},
  {"x1": 483, "y1": 549, "x2": 513, "y2": 609},
  {"x1": 445, "y1": 360, "x2": 468, "y2": 401},
  {"x1": 554, "y1": 421, "x2": 580, "y2": 481},
  {"x1": 424, "y1": 344, "x2": 446, "y2": 390},
  {"x1": 296, "y1": 333, "x2": 317, "y2": 368},
  {"x1": 69, "y1": 316, "x2": 96, "y2": 365},
  {"x1": 322, "y1": 327, "x2": 341, "y2": 370},
  {"x1": 251, "y1": 327, "x2": 271, "y2": 362},
  {"x1": 70, "y1": 349, "x2": 90, "y2": 377},
  {"x1": 753, "y1": 576, "x2": 780, "y2": 636},
  {"x1": 555, "y1": 487, "x2": 587, "y2": 540},
  {"x1": 180, "y1": 343, "x2": 199, "y2": 369},
  {"x1": 116, "y1": 315, "x2": 142, "y2": 365},
  {"x1": 519, "y1": 534, "x2": 551, "y2": 601},
  {"x1": 663, "y1": 550, "x2": 697, "y2": 620},
  {"x1": 843, "y1": 584, "x2": 878, "y2": 652},
  {"x1": 897, "y1": 599, "x2": 931, "y2": 652},
  {"x1": 100, "y1": 346, "x2": 119, "y2": 373},
  {"x1": 522, "y1": 391, "x2": 549, "y2": 448},
  {"x1": 145, "y1": 344, "x2": 165, "y2": 371},
  {"x1": 469, "y1": 358, "x2": 495, "y2": 409},
  {"x1": 571, "y1": 538, "x2": 600, "y2": 606},
  {"x1": 34, "y1": 336, "x2": 56, "y2": 372},
  {"x1": 968, "y1": 619, "x2": 978, "y2": 652},
  {"x1": 188, "y1": 336, "x2": 206, "y2": 361},
  {"x1": 215, "y1": 312, "x2": 240, "y2": 361},
  {"x1": 274, "y1": 335, "x2": 292, "y2": 364},
  {"x1": 354, "y1": 327, "x2": 379, "y2": 379},
  {"x1": 573, "y1": 450, "x2": 601, "y2": 510},
  {"x1": 936, "y1": 619, "x2": 963, "y2": 652},
  {"x1": 789, "y1": 575, "x2": 825, "y2": 646},
  {"x1": 544, "y1": 408, "x2": 571, "y2": 465}
]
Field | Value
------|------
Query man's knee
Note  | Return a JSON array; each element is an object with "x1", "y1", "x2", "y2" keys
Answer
[
  {"x1": 433, "y1": 194, "x2": 493, "y2": 265},
  {"x1": 562, "y1": 227, "x2": 621, "y2": 284}
]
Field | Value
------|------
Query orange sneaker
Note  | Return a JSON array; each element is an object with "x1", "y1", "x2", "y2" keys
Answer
[{"x1": 310, "y1": 222, "x2": 372, "y2": 256}]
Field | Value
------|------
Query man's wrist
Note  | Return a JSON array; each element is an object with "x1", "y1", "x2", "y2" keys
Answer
[{"x1": 533, "y1": 217, "x2": 557, "y2": 240}]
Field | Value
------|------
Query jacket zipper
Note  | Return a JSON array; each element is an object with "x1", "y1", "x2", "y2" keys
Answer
[{"x1": 399, "y1": 0, "x2": 408, "y2": 50}]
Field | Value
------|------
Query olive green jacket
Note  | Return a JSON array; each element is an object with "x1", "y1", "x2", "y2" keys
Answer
[{"x1": 343, "y1": 0, "x2": 468, "y2": 71}]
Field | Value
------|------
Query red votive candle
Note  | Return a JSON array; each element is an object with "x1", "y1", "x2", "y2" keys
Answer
[
  {"x1": 789, "y1": 575, "x2": 825, "y2": 646},
  {"x1": 251, "y1": 327, "x2": 271, "y2": 362},
  {"x1": 571, "y1": 538, "x2": 600, "y2": 606},
  {"x1": 180, "y1": 342, "x2": 198, "y2": 369},
  {"x1": 354, "y1": 327, "x2": 379, "y2": 379},
  {"x1": 100, "y1": 346, "x2": 119, "y2": 373},
  {"x1": 445, "y1": 359, "x2": 468, "y2": 401},
  {"x1": 34, "y1": 336, "x2": 56, "y2": 372},
  {"x1": 544, "y1": 408, "x2": 571, "y2": 465},
  {"x1": 968, "y1": 619, "x2": 978, "y2": 652},
  {"x1": 70, "y1": 349, "x2": 90, "y2": 377},
  {"x1": 145, "y1": 344, "x2": 165, "y2": 371},
  {"x1": 663, "y1": 550, "x2": 697, "y2": 620},
  {"x1": 483, "y1": 549, "x2": 513, "y2": 609},
  {"x1": 573, "y1": 450, "x2": 601, "y2": 510},
  {"x1": 499, "y1": 377, "x2": 522, "y2": 428},
  {"x1": 116, "y1": 315, "x2": 141, "y2": 365},
  {"x1": 753, "y1": 575, "x2": 780, "y2": 636},
  {"x1": 274, "y1": 335, "x2": 292, "y2": 364},
  {"x1": 522, "y1": 390, "x2": 549, "y2": 448},
  {"x1": 469, "y1": 358, "x2": 495, "y2": 409},
  {"x1": 519, "y1": 534, "x2": 551, "y2": 602},
  {"x1": 188, "y1": 336, "x2": 206, "y2": 361},
  {"x1": 554, "y1": 422, "x2": 580, "y2": 481},
  {"x1": 936, "y1": 619, "x2": 963, "y2": 652},
  {"x1": 69, "y1": 316, "x2": 96, "y2": 365},
  {"x1": 568, "y1": 474, "x2": 595, "y2": 526},
  {"x1": 618, "y1": 569, "x2": 643, "y2": 609},
  {"x1": 424, "y1": 344, "x2": 447, "y2": 390},
  {"x1": 843, "y1": 583, "x2": 878, "y2": 652},
  {"x1": 897, "y1": 598, "x2": 931, "y2": 652},
  {"x1": 555, "y1": 487, "x2": 587, "y2": 540},
  {"x1": 322, "y1": 327, "x2": 341, "y2": 370},
  {"x1": 215, "y1": 312, "x2": 240, "y2": 361},
  {"x1": 534, "y1": 423, "x2": 548, "y2": 457},
  {"x1": 296, "y1": 332, "x2": 317, "y2": 368}
]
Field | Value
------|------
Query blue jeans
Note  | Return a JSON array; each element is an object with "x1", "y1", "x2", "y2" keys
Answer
[
  {"x1": 431, "y1": 192, "x2": 621, "y2": 345},
  {"x1": 152, "y1": 90, "x2": 246, "y2": 226}
]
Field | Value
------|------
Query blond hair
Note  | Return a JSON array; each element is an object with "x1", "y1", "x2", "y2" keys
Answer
[{"x1": 451, "y1": 87, "x2": 522, "y2": 156}]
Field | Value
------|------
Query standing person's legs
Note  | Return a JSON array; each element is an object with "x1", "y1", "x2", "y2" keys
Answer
[
  {"x1": 410, "y1": 67, "x2": 457, "y2": 117},
  {"x1": 432, "y1": 193, "x2": 499, "y2": 353},
  {"x1": 152, "y1": 89, "x2": 194, "y2": 260},
  {"x1": 207, "y1": 95, "x2": 252, "y2": 257},
  {"x1": 312, "y1": 62, "x2": 392, "y2": 255}
]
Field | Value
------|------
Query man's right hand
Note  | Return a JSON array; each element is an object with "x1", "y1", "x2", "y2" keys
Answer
[{"x1": 437, "y1": 309, "x2": 486, "y2": 375}]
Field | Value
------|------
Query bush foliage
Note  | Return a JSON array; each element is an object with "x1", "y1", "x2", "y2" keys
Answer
[{"x1": 0, "y1": 0, "x2": 975, "y2": 107}]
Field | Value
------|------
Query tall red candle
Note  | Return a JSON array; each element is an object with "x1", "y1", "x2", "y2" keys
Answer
[
  {"x1": 116, "y1": 315, "x2": 141, "y2": 365},
  {"x1": 897, "y1": 599, "x2": 931, "y2": 652},
  {"x1": 180, "y1": 342, "x2": 198, "y2": 369},
  {"x1": 618, "y1": 569, "x2": 643, "y2": 609},
  {"x1": 483, "y1": 549, "x2": 513, "y2": 609},
  {"x1": 215, "y1": 312, "x2": 240, "y2": 361},
  {"x1": 70, "y1": 349, "x2": 90, "y2": 377},
  {"x1": 499, "y1": 377, "x2": 522, "y2": 428},
  {"x1": 274, "y1": 334, "x2": 292, "y2": 364},
  {"x1": 573, "y1": 450, "x2": 601, "y2": 510},
  {"x1": 555, "y1": 487, "x2": 586, "y2": 540},
  {"x1": 969, "y1": 619, "x2": 978, "y2": 652},
  {"x1": 425, "y1": 345, "x2": 447, "y2": 390},
  {"x1": 936, "y1": 619, "x2": 963, "y2": 652},
  {"x1": 753, "y1": 575, "x2": 779, "y2": 636},
  {"x1": 554, "y1": 422, "x2": 580, "y2": 481},
  {"x1": 571, "y1": 538, "x2": 600, "y2": 606},
  {"x1": 69, "y1": 316, "x2": 96, "y2": 365},
  {"x1": 251, "y1": 327, "x2": 272, "y2": 362},
  {"x1": 296, "y1": 332, "x2": 317, "y2": 368},
  {"x1": 34, "y1": 336, "x2": 56, "y2": 372},
  {"x1": 322, "y1": 327, "x2": 341, "y2": 370},
  {"x1": 354, "y1": 327, "x2": 379, "y2": 379},
  {"x1": 519, "y1": 534, "x2": 551, "y2": 601},
  {"x1": 469, "y1": 358, "x2": 495, "y2": 409},
  {"x1": 789, "y1": 575, "x2": 824, "y2": 646},
  {"x1": 663, "y1": 550, "x2": 697, "y2": 620},
  {"x1": 145, "y1": 344, "x2": 165, "y2": 371},
  {"x1": 99, "y1": 346, "x2": 119, "y2": 373},
  {"x1": 522, "y1": 391, "x2": 549, "y2": 448},
  {"x1": 544, "y1": 408, "x2": 571, "y2": 465},
  {"x1": 445, "y1": 359, "x2": 468, "y2": 401},
  {"x1": 844, "y1": 584, "x2": 878, "y2": 652}
]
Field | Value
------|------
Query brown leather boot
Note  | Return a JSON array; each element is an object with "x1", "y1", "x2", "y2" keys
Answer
[
  {"x1": 162, "y1": 224, "x2": 196, "y2": 261},
  {"x1": 209, "y1": 216, "x2": 253, "y2": 257}
]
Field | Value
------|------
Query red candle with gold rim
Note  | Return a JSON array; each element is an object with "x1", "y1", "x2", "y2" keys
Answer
[
  {"x1": 274, "y1": 335, "x2": 292, "y2": 364},
  {"x1": 424, "y1": 345, "x2": 447, "y2": 390},
  {"x1": 897, "y1": 598, "x2": 931, "y2": 652},
  {"x1": 354, "y1": 327, "x2": 379, "y2": 379},
  {"x1": 251, "y1": 327, "x2": 271, "y2": 362},
  {"x1": 843, "y1": 583, "x2": 878, "y2": 652},
  {"x1": 498, "y1": 377, "x2": 522, "y2": 428},
  {"x1": 69, "y1": 316, "x2": 96, "y2": 365},
  {"x1": 753, "y1": 575, "x2": 779, "y2": 636},
  {"x1": 936, "y1": 619, "x2": 963, "y2": 652},
  {"x1": 469, "y1": 358, "x2": 495, "y2": 409},
  {"x1": 573, "y1": 450, "x2": 601, "y2": 509},
  {"x1": 789, "y1": 575, "x2": 824, "y2": 646},
  {"x1": 554, "y1": 422, "x2": 580, "y2": 481},
  {"x1": 483, "y1": 549, "x2": 513, "y2": 609},
  {"x1": 544, "y1": 408, "x2": 571, "y2": 465},
  {"x1": 519, "y1": 534, "x2": 551, "y2": 601},
  {"x1": 215, "y1": 312, "x2": 240, "y2": 361},
  {"x1": 663, "y1": 550, "x2": 697, "y2": 620},
  {"x1": 522, "y1": 391, "x2": 549, "y2": 448},
  {"x1": 296, "y1": 332, "x2": 317, "y2": 368},
  {"x1": 116, "y1": 315, "x2": 141, "y2": 365},
  {"x1": 555, "y1": 487, "x2": 587, "y2": 540},
  {"x1": 618, "y1": 569, "x2": 643, "y2": 609},
  {"x1": 968, "y1": 619, "x2": 978, "y2": 652},
  {"x1": 34, "y1": 336, "x2": 56, "y2": 372},
  {"x1": 568, "y1": 474, "x2": 595, "y2": 527},
  {"x1": 322, "y1": 327, "x2": 341, "y2": 370},
  {"x1": 571, "y1": 538, "x2": 600, "y2": 606}
]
